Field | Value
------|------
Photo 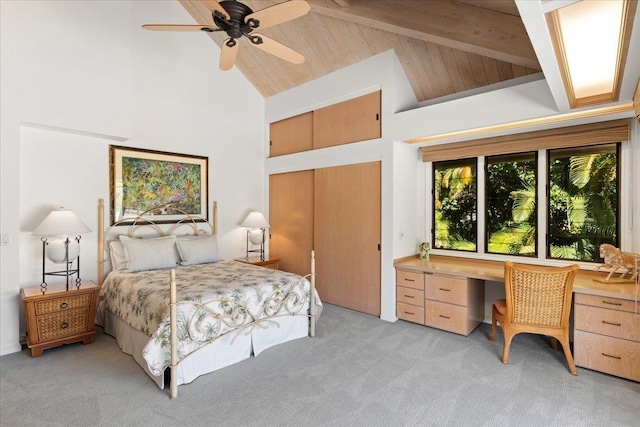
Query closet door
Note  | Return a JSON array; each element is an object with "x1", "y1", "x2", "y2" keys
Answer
[
  {"x1": 314, "y1": 161, "x2": 381, "y2": 316},
  {"x1": 269, "y1": 112, "x2": 313, "y2": 157},
  {"x1": 269, "y1": 171, "x2": 314, "y2": 276},
  {"x1": 313, "y1": 91, "x2": 381, "y2": 149}
]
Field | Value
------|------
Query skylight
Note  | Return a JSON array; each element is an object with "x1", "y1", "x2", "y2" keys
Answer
[{"x1": 547, "y1": 0, "x2": 635, "y2": 108}]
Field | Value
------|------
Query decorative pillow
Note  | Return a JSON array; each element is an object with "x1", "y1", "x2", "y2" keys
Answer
[
  {"x1": 108, "y1": 240, "x2": 128, "y2": 270},
  {"x1": 119, "y1": 235, "x2": 177, "y2": 272},
  {"x1": 176, "y1": 235, "x2": 221, "y2": 266}
]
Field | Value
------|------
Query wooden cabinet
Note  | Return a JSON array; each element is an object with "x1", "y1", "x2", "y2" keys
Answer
[
  {"x1": 424, "y1": 273, "x2": 484, "y2": 336},
  {"x1": 396, "y1": 270, "x2": 425, "y2": 323},
  {"x1": 21, "y1": 281, "x2": 100, "y2": 357},
  {"x1": 236, "y1": 257, "x2": 280, "y2": 270},
  {"x1": 269, "y1": 112, "x2": 313, "y2": 157},
  {"x1": 574, "y1": 293, "x2": 640, "y2": 381},
  {"x1": 313, "y1": 91, "x2": 381, "y2": 149},
  {"x1": 395, "y1": 267, "x2": 484, "y2": 336},
  {"x1": 268, "y1": 91, "x2": 381, "y2": 157}
]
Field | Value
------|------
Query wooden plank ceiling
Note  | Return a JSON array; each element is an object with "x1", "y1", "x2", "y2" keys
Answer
[{"x1": 178, "y1": 0, "x2": 540, "y2": 102}]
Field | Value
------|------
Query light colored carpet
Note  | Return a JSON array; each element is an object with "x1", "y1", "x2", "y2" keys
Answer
[{"x1": 1, "y1": 304, "x2": 638, "y2": 426}]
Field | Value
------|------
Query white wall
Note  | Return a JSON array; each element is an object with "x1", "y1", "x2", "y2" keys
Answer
[{"x1": 1, "y1": 0, "x2": 265, "y2": 355}]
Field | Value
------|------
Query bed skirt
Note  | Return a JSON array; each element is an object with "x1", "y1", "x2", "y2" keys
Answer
[{"x1": 98, "y1": 309, "x2": 310, "y2": 389}]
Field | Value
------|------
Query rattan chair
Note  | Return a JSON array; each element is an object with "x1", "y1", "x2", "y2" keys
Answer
[{"x1": 489, "y1": 261, "x2": 580, "y2": 375}]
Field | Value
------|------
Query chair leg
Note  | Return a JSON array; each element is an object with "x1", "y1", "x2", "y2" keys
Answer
[
  {"x1": 501, "y1": 331, "x2": 514, "y2": 365},
  {"x1": 489, "y1": 307, "x2": 498, "y2": 341},
  {"x1": 550, "y1": 337, "x2": 558, "y2": 350},
  {"x1": 559, "y1": 337, "x2": 577, "y2": 376}
]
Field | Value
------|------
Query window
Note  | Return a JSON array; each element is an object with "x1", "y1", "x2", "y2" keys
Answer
[
  {"x1": 433, "y1": 159, "x2": 477, "y2": 251},
  {"x1": 548, "y1": 144, "x2": 619, "y2": 262},
  {"x1": 486, "y1": 153, "x2": 537, "y2": 256}
]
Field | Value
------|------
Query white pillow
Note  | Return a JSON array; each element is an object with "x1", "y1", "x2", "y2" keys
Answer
[
  {"x1": 120, "y1": 235, "x2": 177, "y2": 272},
  {"x1": 176, "y1": 235, "x2": 221, "y2": 266},
  {"x1": 108, "y1": 240, "x2": 128, "y2": 270}
]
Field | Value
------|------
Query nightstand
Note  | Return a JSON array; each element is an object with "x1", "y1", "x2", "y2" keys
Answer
[
  {"x1": 21, "y1": 281, "x2": 100, "y2": 357},
  {"x1": 236, "y1": 257, "x2": 280, "y2": 270}
]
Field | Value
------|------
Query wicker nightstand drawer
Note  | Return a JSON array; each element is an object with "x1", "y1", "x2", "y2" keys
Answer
[
  {"x1": 36, "y1": 308, "x2": 90, "y2": 341},
  {"x1": 21, "y1": 281, "x2": 100, "y2": 357},
  {"x1": 35, "y1": 294, "x2": 91, "y2": 315}
]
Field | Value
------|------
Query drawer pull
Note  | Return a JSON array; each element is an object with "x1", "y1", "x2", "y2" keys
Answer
[
  {"x1": 439, "y1": 288, "x2": 451, "y2": 292},
  {"x1": 60, "y1": 322, "x2": 69, "y2": 329},
  {"x1": 601, "y1": 320, "x2": 621, "y2": 326},
  {"x1": 602, "y1": 300, "x2": 622, "y2": 306},
  {"x1": 404, "y1": 295, "x2": 415, "y2": 299},
  {"x1": 404, "y1": 311, "x2": 415, "y2": 315},
  {"x1": 404, "y1": 278, "x2": 415, "y2": 282},
  {"x1": 601, "y1": 353, "x2": 621, "y2": 360},
  {"x1": 60, "y1": 302, "x2": 68, "y2": 309},
  {"x1": 439, "y1": 315, "x2": 451, "y2": 319}
]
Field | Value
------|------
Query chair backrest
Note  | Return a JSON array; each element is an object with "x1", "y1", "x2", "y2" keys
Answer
[{"x1": 504, "y1": 261, "x2": 579, "y2": 328}]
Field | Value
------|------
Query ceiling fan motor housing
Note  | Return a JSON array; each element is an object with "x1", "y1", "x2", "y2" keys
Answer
[{"x1": 215, "y1": 0, "x2": 256, "y2": 39}]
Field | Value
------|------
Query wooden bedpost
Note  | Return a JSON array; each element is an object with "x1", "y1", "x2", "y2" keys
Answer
[
  {"x1": 213, "y1": 201, "x2": 218, "y2": 235},
  {"x1": 169, "y1": 268, "x2": 178, "y2": 399},
  {"x1": 310, "y1": 250, "x2": 316, "y2": 338},
  {"x1": 98, "y1": 199, "x2": 105, "y2": 285}
]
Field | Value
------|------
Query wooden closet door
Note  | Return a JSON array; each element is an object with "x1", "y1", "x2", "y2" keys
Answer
[
  {"x1": 269, "y1": 112, "x2": 313, "y2": 157},
  {"x1": 314, "y1": 161, "x2": 381, "y2": 316},
  {"x1": 269, "y1": 171, "x2": 314, "y2": 276},
  {"x1": 313, "y1": 91, "x2": 381, "y2": 149}
]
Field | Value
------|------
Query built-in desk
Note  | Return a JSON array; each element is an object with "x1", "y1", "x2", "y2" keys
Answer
[{"x1": 394, "y1": 255, "x2": 640, "y2": 382}]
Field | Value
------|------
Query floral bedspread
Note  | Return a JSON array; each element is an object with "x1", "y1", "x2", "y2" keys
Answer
[{"x1": 97, "y1": 260, "x2": 321, "y2": 376}]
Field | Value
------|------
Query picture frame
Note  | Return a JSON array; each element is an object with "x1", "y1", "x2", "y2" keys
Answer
[{"x1": 109, "y1": 145, "x2": 208, "y2": 225}]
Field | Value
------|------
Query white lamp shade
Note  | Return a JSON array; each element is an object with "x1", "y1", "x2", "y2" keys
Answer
[
  {"x1": 32, "y1": 207, "x2": 91, "y2": 237},
  {"x1": 241, "y1": 210, "x2": 270, "y2": 229}
]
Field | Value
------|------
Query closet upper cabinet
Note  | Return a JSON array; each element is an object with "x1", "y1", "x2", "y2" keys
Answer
[
  {"x1": 269, "y1": 112, "x2": 313, "y2": 157},
  {"x1": 313, "y1": 91, "x2": 381, "y2": 149}
]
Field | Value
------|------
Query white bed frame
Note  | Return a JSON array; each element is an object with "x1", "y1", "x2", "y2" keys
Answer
[{"x1": 97, "y1": 198, "x2": 317, "y2": 399}]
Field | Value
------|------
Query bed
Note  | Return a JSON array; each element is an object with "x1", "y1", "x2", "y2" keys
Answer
[{"x1": 94, "y1": 199, "x2": 321, "y2": 398}]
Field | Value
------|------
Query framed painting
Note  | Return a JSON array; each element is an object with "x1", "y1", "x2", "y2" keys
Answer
[{"x1": 110, "y1": 145, "x2": 208, "y2": 225}]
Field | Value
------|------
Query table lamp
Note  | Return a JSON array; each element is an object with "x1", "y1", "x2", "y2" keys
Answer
[
  {"x1": 32, "y1": 207, "x2": 91, "y2": 291},
  {"x1": 241, "y1": 210, "x2": 270, "y2": 261}
]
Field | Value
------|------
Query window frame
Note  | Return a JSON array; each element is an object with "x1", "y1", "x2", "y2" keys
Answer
[
  {"x1": 545, "y1": 142, "x2": 620, "y2": 262},
  {"x1": 432, "y1": 158, "x2": 479, "y2": 253},
  {"x1": 484, "y1": 151, "x2": 539, "y2": 257}
]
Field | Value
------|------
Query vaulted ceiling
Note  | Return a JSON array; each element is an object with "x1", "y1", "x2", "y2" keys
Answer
[{"x1": 174, "y1": 0, "x2": 639, "y2": 111}]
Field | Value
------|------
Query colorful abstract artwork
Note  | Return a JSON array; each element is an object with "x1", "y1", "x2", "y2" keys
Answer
[{"x1": 110, "y1": 145, "x2": 208, "y2": 224}]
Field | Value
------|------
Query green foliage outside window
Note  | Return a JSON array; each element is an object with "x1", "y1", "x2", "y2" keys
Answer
[
  {"x1": 433, "y1": 160, "x2": 477, "y2": 251},
  {"x1": 548, "y1": 144, "x2": 618, "y2": 262},
  {"x1": 486, "y1": 153, "x2": 537, "y2": 256}
]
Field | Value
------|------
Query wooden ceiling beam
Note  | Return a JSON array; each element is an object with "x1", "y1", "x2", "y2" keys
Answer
[{"x1": 308, "y1": 0, "x2": 540, "y2": 70}]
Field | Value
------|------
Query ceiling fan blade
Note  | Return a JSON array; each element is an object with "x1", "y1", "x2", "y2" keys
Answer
[
  {"x1": 142, "y1": 24, "x2": 218, "y2": 32},
  {"x1": 201, "y1": 0, "x2": 228, "y2": 20},
  {"x1": 244, "y1": 0, "x2": 310, "y2": 31},
  {"x1": 250, "y1": 34, "x2": 304, "y2": 64},
  {"x1": 220, "y1": 39, "x2": 239, "y2": 71}
]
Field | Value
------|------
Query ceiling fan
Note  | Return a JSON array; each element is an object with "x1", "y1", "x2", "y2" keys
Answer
[{"x1": 143, "y1": 0, "x2": 310, "y2": 71}]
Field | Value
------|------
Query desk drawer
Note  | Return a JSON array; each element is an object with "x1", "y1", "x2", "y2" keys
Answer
[
  {"x1": 574, "y1": 304, "x2": 640, "y2": 342},
  {"x1": 396, "y1": 270, "x2": 424, "y2": 290},
  {"x1": 574, "y1": 293, "x2": 638, "y2": 313},
  {"x1": 397, "y1": 302, "x2": 424, "y2": 324},
  {"x1": 574, "y1": 330, "x2": 640, "y2": 382},
  {"x1": 397, "y1": 286, "x2": 424, "y2": 306},
  {"x1": 425, "y1": 275, "x2": 468, "y2": 306},
  {"x1": 425, "y1": 300, "x2": 468, "y2": 335}
]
